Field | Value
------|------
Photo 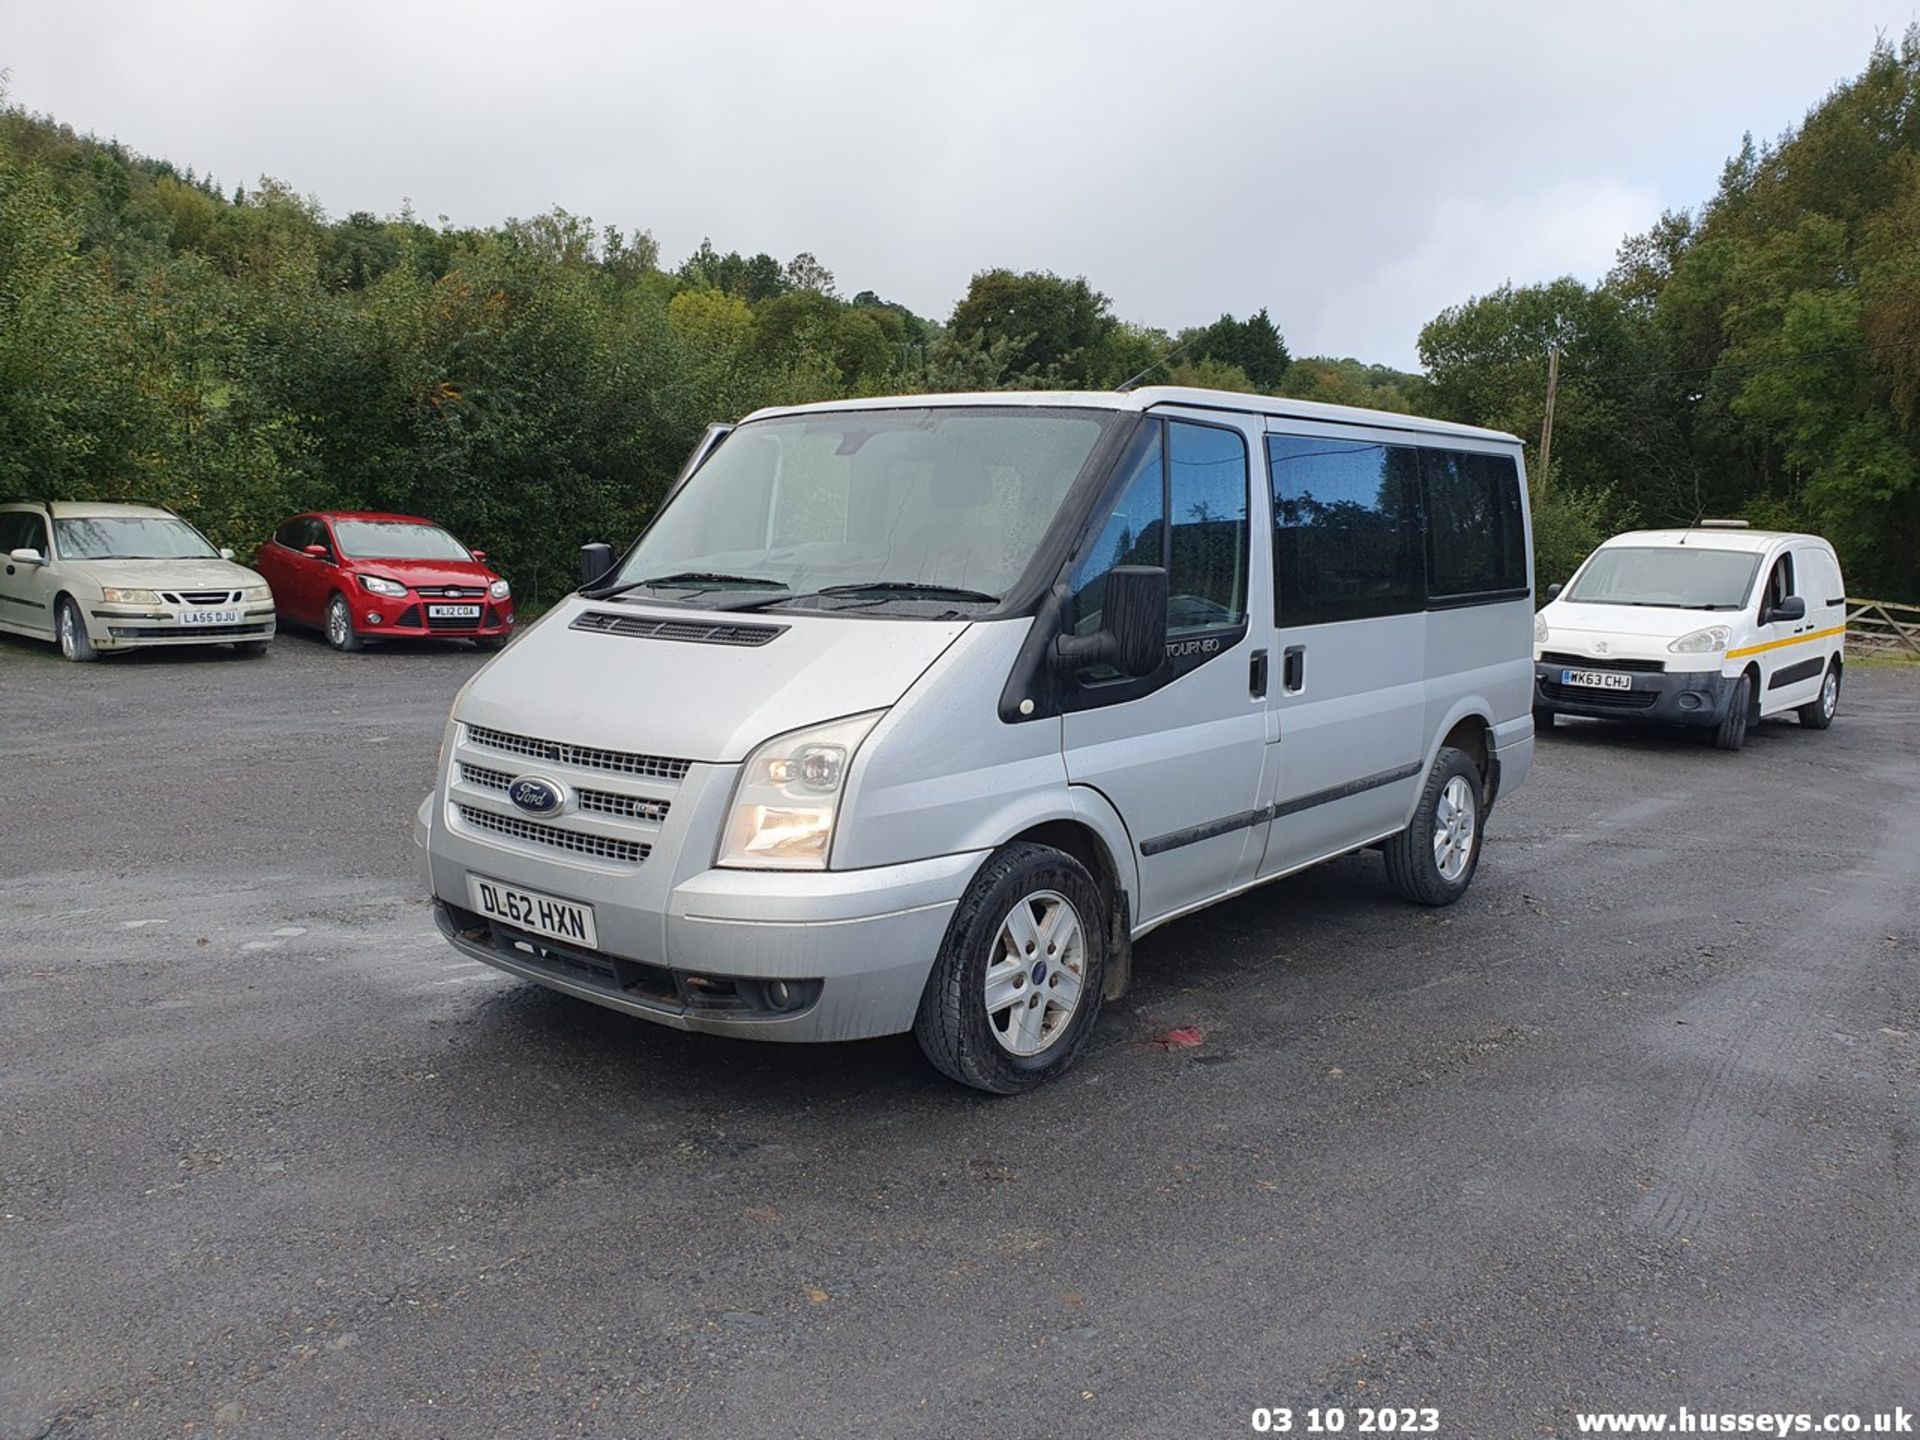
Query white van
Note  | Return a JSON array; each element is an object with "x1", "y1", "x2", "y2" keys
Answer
[
  {"x1": 1533, "y1": 523, "x2": 1846, "y2": 750},
  {"x1": 415, "y1": 389, "x2": 1536, "y2": 1091}
]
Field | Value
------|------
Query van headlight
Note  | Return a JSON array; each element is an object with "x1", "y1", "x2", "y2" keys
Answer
[
  {"x1": 1533, "y1": 612, "x2": 1550, "y2": 645},
  {"x1": 718, "y1": 711, "x2": 884, "y2": 870},
  {"x1": 1669, "y1": 624, "x2": 1731, "y2": 654}
]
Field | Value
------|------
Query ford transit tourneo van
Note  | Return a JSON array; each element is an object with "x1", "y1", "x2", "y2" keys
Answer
[{"x1": 415, "y1": 389, "x2": 1536, "y2": 1091}]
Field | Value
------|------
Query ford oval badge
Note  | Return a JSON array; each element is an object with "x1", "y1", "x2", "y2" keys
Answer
[{"x1": 508, "y1": 776, "x2": 567, "y2": 817}]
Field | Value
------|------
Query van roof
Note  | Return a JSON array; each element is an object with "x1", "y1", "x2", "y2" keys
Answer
[
  {"x1": 741, "y1": 386, "x2": 1520, "y2": 444},
  {"x1": 1602, "y1": 527, "x2": 1831, "y2": 554}
]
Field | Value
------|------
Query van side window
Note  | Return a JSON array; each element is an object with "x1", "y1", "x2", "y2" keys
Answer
[
  {"x1": 1761, "y1": 552, "x2": 1794, "y2": 618},
  {"x1": 1268, "y1": 435, "x2": 1423, "y2": 625},
  {"x1": 1421, "y1": 450, "x2": 1527, "y2": 600},
  {"x1": 1166, "y1": 420, "x2": 1249, "y2": 633},
  {"x1": 1068, "y1": 418, "x2": 1250, "y2": 668}
]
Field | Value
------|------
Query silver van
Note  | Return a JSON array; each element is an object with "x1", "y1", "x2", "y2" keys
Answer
[{"x1": 416, "y1": 388, "x2": 1535, "y2": 1091}]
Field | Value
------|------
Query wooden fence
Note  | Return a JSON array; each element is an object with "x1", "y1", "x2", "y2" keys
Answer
[{"x1": 1846, "y1": 598, "x2": 1920, "y2": 658}]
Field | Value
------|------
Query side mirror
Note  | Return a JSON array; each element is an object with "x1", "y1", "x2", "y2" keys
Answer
[
  {"x1": 303, "y1": 544, "x2": 329, "y2": 560},
  {"x1": 1770, "y1": 594, "x2": 1807, "y2": 623},
  {"x1": 580, "y1": 542, "x2": 615, "y2": 587},
  {"x1": 1546, "y1": 582, "x2": 1563, "y2": 601},
  {"x1": 1055, "y1": 566, "x2": 1169, "y2": 679},
  {"x1": 8, "y1": 547, "x2": 45, "y2": 565},
  {"x1": 469, "y1": 549, "x2": 487, "y2": 563},
  {"x1": 219, "y1": 547, "x2": 235, "y2": 561}
]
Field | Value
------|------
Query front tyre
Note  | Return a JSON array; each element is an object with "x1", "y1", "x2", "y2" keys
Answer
[
  {"x1": 1797, "y1": 661, "x2": 1840, "y2": 730},
  {"x1": 1713, "y1": 672, "x2": 1752, "y2": 751},
  {"x1": 57, "y1": 597, "x2": 98, "y2": 662},
  {"x1": 913, "y1": 841, "x2": 1107, "y2": 1094},
  {"x1": 325, "y1": 593, "x2": 361, "y2": 653},
  {"x1": 1382, "y1": 747, "x2": 1483, "y2": 906}
]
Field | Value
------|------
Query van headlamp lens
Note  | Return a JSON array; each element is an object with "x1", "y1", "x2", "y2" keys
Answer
[
  {"x1": 1533, "y1": 612, "x2": 1549, "y2": 645},
  {"x1": 719, "y1": 711, "x2": 884, "y2": 870},
  {"x1": 1669, "y1": 624, "x2": 1732, "y2": 654}
]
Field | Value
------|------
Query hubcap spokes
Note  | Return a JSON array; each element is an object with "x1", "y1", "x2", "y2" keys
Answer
[
  {"x1": 1432, "y1": 775, "x2": 1478, "y2": 882},
  {"x1": 1823, "y1": 672, "x2": 1838, "y2": 716},
  {"x1": 984, "y1": 889, "x2": 1086, "y2": 1057}
]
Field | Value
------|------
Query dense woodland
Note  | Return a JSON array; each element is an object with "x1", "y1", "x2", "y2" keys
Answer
[{"x1": 2, "y1": 34, "x2": 1917, "y2": 603}]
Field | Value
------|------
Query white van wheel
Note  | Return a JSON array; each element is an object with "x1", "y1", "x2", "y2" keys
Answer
[
  {"x1": 1382, "y1": 748, "x2": 1483, "y2": 906},
  {"x1": 1712, "y1": 673, "x2": 1752, "y2": 751},
  {"x1": 914, "y1": 842, "x2": 1107, "y2": 1094},
  {"x1": 1797, "y1": 662, "x2": 1840, "y2": 730}
]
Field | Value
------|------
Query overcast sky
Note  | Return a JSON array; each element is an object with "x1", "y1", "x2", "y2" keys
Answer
[{"x1": 4, "y1": 0, "x2": 1911, "y2": 368}]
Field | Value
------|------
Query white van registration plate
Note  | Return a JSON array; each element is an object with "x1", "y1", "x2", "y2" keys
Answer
[
  {"x1": 467, "y1": 875, "x2": 598, "y2": 947},
  {"x1": 178, "y1": 607, "x2": 243, "y2": 626},
  {"x1": 1562, "y1": 668, "x2": 1633, "y2": 691}
]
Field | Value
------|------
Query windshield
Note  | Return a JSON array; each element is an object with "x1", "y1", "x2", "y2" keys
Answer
[
  {"x1": 1565, "y1": 545, "x2": 1762, "y2": 609},
  {"x1": 55, "y1": 516, "x2": 218, "y2": 561},
  {"x1": 604, "y1": 408, "x2": 1114, "y2": 608},
  {"x1": 334, "y1": 520, "x2": 472, "y2": 561}
]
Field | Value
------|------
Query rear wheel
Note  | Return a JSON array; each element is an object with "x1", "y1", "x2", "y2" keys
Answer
[
  {"x1": 913, "y1": 842, "x2": 1107, "y2": 1094},
  {"x1": 56, "y1": 597, "x2": 98, "y2": 662},
  {"x1": 1712, "y1": 673, "x2": 1752, "y2": 751},
  {"x1": 1797, "y1": 661, "x2": 1840, "y2": 729},
  {"x1": 325, "y1": 593, "x2": 361, "y2": 652},
  {"x1": 1383, "y1": 747, "x2": 1483, "y2": 906}
]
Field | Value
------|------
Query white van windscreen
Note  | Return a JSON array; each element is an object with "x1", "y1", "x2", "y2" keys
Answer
[
  {"x1": 1565, "y1": 547, "x2": 1762, "y2": 610},
  {"x1": 611, "y1": 409, "x2": 1109, "y2": 606}
]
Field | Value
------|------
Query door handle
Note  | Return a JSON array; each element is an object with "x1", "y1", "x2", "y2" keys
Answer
[
  {"x1": 1249, "y1": 650, "x2": 1268, "y2": 698},
  {"x1": 1282, "y1": 644, "x2": 1305, "y2": 693}
]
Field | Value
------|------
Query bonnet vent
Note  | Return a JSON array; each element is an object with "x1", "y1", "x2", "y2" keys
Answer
[{"x1": 569, "y1": 611, "x2": 787, "y2": 647}]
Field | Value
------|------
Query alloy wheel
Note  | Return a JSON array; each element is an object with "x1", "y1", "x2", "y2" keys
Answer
[
  {"x1": 983, "y1": 889, "x2": 1087, "y2": 1057},
  {"x1": 1433, "y1": 774, "x2": 1478, "y2": 882}
]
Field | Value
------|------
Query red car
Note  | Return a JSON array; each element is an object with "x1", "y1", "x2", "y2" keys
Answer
[{"x1": 255, "y1": 512, "x2": 514, "y2": 651}]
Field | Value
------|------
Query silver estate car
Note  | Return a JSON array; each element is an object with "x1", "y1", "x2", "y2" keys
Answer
[{"x1": 0, "y1": 501, "x2": 276, "y2": 661}]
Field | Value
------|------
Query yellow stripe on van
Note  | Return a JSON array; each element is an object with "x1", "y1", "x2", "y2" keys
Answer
[{"x1": 1724, "y1": 625, "x2": 1846, "y2": 660}]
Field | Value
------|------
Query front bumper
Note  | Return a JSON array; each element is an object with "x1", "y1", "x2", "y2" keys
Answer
[
  {"x1": 415, "y1": 794, "x2": 976, "y2": 1042},
  {"x1": 354, "y1": 590, "x2": 513, "y2": 641},
  {"x1": 1534, "y1": 661, "x2": 1738, "y2": 727},
  {"x1": 88, "y1": 604, "x2": 276, "y2": 648}
]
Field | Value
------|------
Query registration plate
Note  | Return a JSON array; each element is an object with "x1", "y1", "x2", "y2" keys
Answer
[
  {"x1": 467, "y1": 875, "x2": 598, "y2": 947},
  {"x1": 177, "y1": 607, "x2": 243, "y2": 626},
  {"x1": 1561, "y1": 668, "x2": 1633, "y2": 691},
  {"x1": 430, "y1": 603, "x2": 481, "y2": 619}
]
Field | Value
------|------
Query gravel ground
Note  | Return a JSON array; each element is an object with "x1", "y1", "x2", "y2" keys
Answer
[{"x1": 2, "y1": 627, "x2": 1916, "y2": 1439}]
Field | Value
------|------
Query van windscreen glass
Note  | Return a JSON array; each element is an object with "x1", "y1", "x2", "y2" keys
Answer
[
  {"x1": 608, "y1": 408, "x2": 1112, "y2": 609},
  {"x1": 1564, "y1": 546, "x2": 1762, "y2": 610}
]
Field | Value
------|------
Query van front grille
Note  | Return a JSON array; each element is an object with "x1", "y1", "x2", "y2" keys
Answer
[
  {"x1": 464, "y1": 724, "x2": 691, "y2": 780},
  {"x1": 1540, "y1": 651, "x2": 1666, "y2": 674},
  {"x1": 455, "y1": 804, "x2": 649, "y2": 864},
  {"x1": 458, "y1": 762, "x2": 671, "y2": 823},
  {"x1": 1541, "y1": 681, "x2": 1658, "y2": 711}
]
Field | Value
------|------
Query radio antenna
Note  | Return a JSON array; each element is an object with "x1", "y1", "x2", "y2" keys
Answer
[{"x1": 1117, "y1": 331, "x2": 1204, "y2": 392}]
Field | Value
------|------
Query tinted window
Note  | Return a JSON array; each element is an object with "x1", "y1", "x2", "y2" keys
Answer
[
  {"x1": 0, "y1": 513, "x2": 37, "y2": 553},
  {"x1": 1166, "y1": 421, "x2": 1249, "y2": 633},
  {"x1": 1422, "y1": 450, "x2": 1527, "y2": 598},
  {"x1": 274, "y1": 518, "x2": 306, "y2": 549},
  {"x1": 1069, "y1": 419, "x2": 1250, "y2": 646},
  {"x1": 1268, "y1": 434, "x2": 1423, "y2": 625}
]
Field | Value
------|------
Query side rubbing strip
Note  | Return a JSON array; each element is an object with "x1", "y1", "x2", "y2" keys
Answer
[
  {"x1": 1767, "y1": 656, "x2": 1825, "y2": 689},
  {"x1": 1138, "y1": 761, "x2": 1424, "y2": 856}
]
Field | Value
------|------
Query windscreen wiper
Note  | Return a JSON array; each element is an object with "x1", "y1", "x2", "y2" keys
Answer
[
  {"x1": 587, "y1": 571, "x2": 787, "y2": 601},
  {"x1": 714, "y1": 580, "x2": 1003, "y2": 613}
]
